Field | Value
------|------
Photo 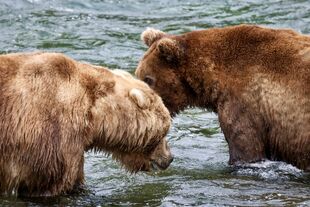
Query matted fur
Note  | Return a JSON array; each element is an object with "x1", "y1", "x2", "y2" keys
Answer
[
  {"x1": 0, "y1": 52, "x2": 172, "y2": 197},
  {"x1": 136, "y1": 24, "x2": 310, "y2": 171}
]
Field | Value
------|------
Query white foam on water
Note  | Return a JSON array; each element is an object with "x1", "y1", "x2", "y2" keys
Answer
[
  {"x1": 233, "y1": 160, "x2": 304, "y2": 180},
  {"x1": 26, "y1": 0, "x2": 41, "y2": 3}
]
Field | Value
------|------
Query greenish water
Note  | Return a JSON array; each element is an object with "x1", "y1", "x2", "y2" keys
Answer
[{"x1": 0, "y1": 0, "x2": 310, "y2": 206}]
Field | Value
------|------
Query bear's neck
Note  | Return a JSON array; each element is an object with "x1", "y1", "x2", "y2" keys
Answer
[{"x1": 181, "y1": 61, "x2": 248, "y2": 114}]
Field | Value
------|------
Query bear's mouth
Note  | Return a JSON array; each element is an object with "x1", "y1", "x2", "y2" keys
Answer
[
  {"x1": 150, "y1": 156, "x2": 173, "y2": 171},
  {"x1": 150, "y1": 160, "x2": 165, "y2": 171},
  {"x1": 161, "y1": 98, "x2": 182, "y2": 117}
]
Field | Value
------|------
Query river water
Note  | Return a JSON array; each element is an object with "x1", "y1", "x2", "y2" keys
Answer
[{"x1": 0, "y1": 0, "x2": 309, "y2": 206}]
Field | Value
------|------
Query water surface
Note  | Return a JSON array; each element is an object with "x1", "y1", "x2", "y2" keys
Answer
[{"x1": 0, "y1": 0, "x2": 309, "y2": 206}]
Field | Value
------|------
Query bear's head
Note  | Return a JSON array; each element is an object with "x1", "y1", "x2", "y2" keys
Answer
[
  {"x1": 135, "y1": 28, "x2": 200, "y2": 116},
  {"x1": 90, "y1": 68, "x2": 173, "y2": 173}
]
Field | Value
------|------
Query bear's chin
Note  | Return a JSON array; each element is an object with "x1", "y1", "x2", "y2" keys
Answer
[
  {"x1": 150, "y1": 159, "x2": 171, "y2": 171},
  {"x1": 163, "y1": 102, "x2": 185, "y2": 117},
  {"x1": 111, "y1": 152, "x2": 154, "y2": 173},
  {"x1": 112, "y1": 152, "x2": 171, "y2": 173}
]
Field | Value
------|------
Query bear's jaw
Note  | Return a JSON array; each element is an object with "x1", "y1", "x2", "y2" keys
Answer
[
  {"x1": 109, "y1": 151, "x2": 157, "y2": 173},
  {"x1": 95, "y1": 137, "x2": 173, "y2": 173}
]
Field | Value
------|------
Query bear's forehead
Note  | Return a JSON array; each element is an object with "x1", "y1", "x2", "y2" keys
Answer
[{"x1": 142, "y1": 43, "x2": 158, "y2": 60}]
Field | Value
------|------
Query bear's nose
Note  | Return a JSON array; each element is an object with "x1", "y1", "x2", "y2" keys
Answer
[{"x1": 168, "y1": 155, "x2": 174, "y2": 164}]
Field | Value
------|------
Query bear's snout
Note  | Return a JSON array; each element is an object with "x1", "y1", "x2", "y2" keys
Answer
[
  {"x1": 151, "y1": 154, "x2": 174, "y2": 171},
  {"x1": 150, "y1": 139, "x2": 173, "y2": 170}
]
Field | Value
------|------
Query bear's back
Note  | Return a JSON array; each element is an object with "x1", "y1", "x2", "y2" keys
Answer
[{"x1": 0, "y1": 52, "x2": 90, "y2": 153}]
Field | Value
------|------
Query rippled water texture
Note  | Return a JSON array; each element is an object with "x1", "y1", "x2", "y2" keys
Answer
[{"x1": 0, "y1": 0, "x2": 309, "y2": 206}]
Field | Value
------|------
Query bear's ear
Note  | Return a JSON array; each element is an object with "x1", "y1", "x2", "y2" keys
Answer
[
  {"x1": 141, "y1": 28, "x2": 166, "y2": 47},
  {"x1": 129, "y1": 88, "x2": 150, "y2": 109},
  {"x1": 157, "y1": 38, "x2": 184, "y2": 64}
]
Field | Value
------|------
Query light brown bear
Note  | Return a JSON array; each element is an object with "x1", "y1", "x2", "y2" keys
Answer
[
  {"x1": 136, "y1": 24, "x2": 310, "y2": 171},
  {"x1": 0, "y1": 52, "x2": 173, "y2": 197}
]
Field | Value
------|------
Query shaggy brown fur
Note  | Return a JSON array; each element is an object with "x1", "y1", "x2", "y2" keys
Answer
[
  {"x1": 136, "y1": 24, "x2": 310, "y2": 171},
  {"x1": 0, "y1": 52, "x2": 173, "y2": 197}
]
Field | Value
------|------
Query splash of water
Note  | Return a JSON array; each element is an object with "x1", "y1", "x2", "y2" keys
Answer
[{"x1": 233, "y1": 160, "x2": 304, "y2": 180}]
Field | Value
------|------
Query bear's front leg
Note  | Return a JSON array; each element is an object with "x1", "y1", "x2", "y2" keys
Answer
[
  {"x1": 71, "y1": 155, "x2": 86, "y2": 193},
  {"x1": 42, "y1": 150, "x2": 85, "y2": 196},
  {"x1": 218, "y1": 97, "x2": 266, "y2": 165}
]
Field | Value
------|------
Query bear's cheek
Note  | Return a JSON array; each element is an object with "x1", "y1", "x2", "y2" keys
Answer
[{"x1": 153, "y1": 81, "x2": 187, "y2": 115}]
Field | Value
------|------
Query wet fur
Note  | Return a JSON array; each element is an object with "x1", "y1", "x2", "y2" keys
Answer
[
  {"x1": 0, "y1": 52, "x2": 171, "y2": 196},
  {"x1": 136, "y1": 24, "x2": 310, "y2": 171}
]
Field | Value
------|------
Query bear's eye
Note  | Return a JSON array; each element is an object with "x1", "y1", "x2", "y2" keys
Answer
[{"x1": 143, "y1": 76, "x2": 155, "y2": 87}]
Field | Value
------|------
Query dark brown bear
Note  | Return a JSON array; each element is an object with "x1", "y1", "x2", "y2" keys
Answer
[{"x1": 136, "y1": 24, "x2": 310, "y2": 171}]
